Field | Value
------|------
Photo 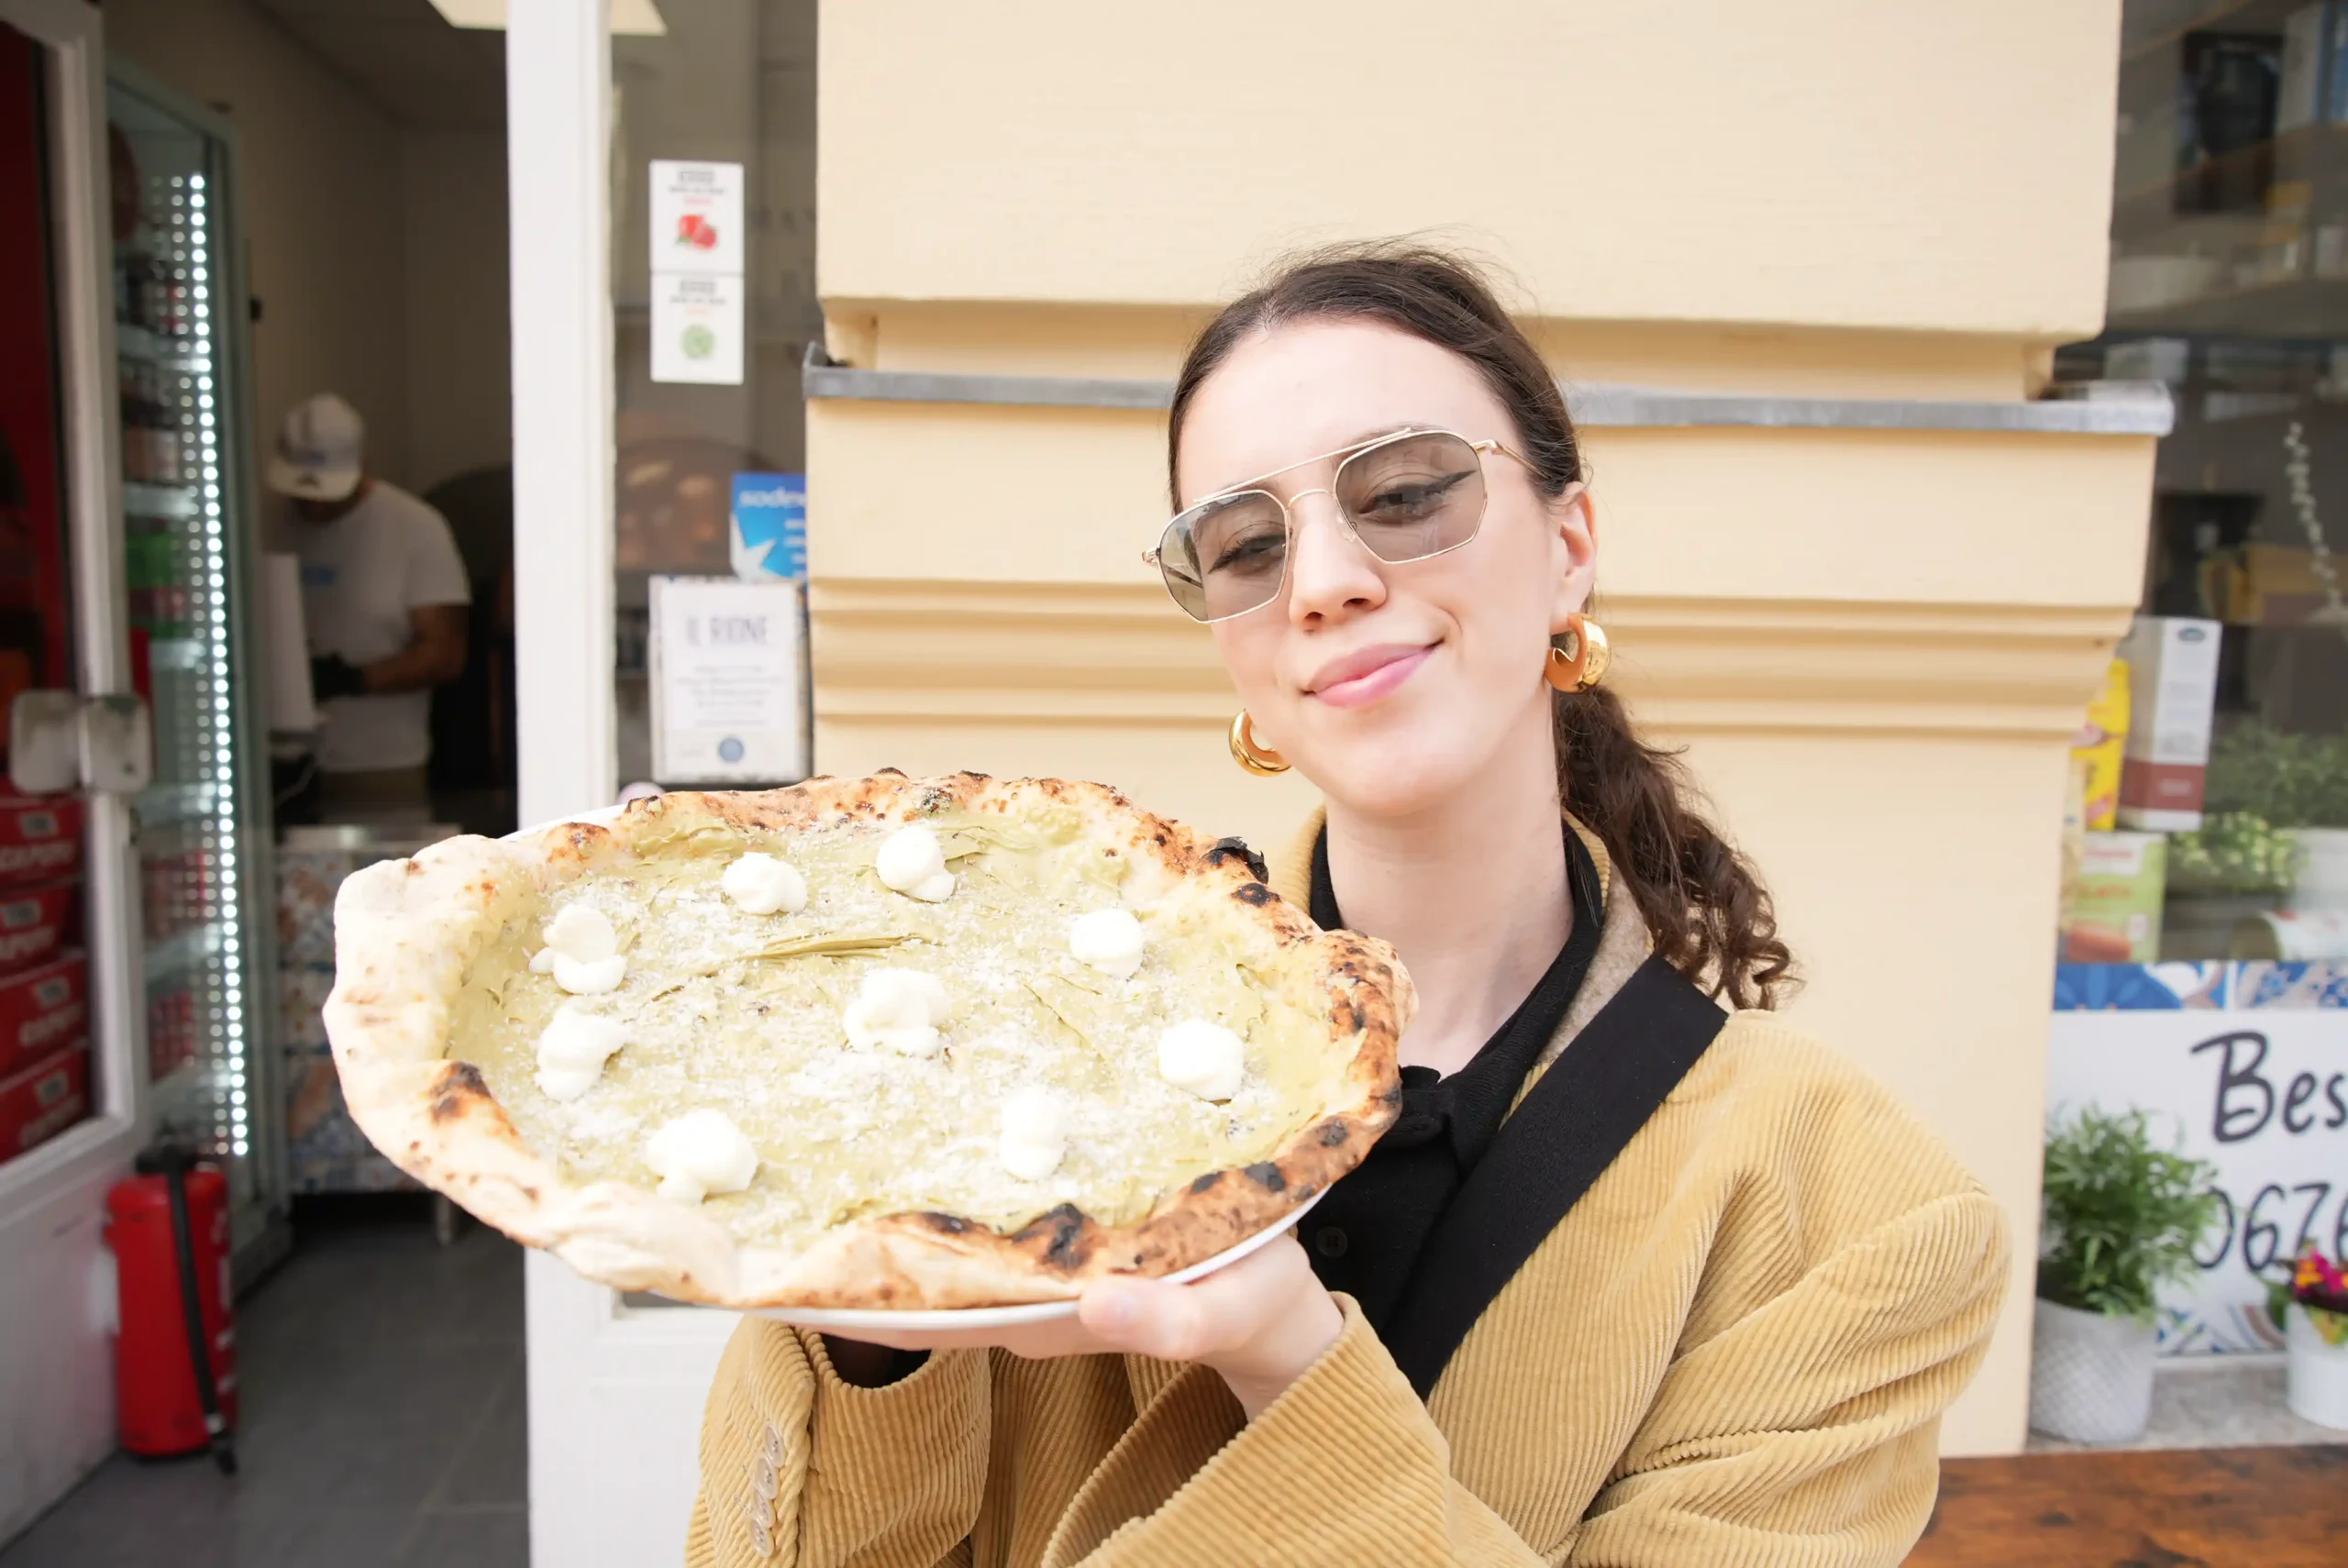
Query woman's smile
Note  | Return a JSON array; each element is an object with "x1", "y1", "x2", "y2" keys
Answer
[{"x1": 1304, "y1": 642, "x2": 1435, "y2": 709}]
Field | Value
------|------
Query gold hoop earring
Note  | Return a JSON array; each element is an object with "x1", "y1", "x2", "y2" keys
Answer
[
  {"x1": 1545, "y1": 614, "x2": 1611, "y2": 692},
  {"x1": 1229, "y1": 711, "x2": 1290, "y2": 776}
]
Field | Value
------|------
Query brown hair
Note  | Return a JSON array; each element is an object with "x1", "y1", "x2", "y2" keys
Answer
[{"x1": 1168, "y1": 242, "x2": 1794, "y2": 1009}]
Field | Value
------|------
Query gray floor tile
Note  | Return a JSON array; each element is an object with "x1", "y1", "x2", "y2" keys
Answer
[
  {"x1": 400, "y1": 1507, "x2": 529, "y2": 1568},
  {"x1": 426, "y1": 1365, "x2": 527, "y2": 1512},
  {"x1": 0, "y1": 1220, "x2": 528, "y2": 1568}
]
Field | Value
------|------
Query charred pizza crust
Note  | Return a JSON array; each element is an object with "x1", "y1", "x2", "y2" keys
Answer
[{"x1": 324, "y1": 771, "x2": 1407, "y2": 1309}]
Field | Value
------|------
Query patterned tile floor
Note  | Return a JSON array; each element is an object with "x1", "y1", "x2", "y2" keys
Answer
[{"x1": 0, "y1": 1216, "x2": 526, "y2": 1568}]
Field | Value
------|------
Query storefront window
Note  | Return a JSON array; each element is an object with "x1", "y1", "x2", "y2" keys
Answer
[
  {"x1": 2063, "y1": 1, "x2": 2348, "y2": 966},
  {"x1": 2050, "y1": 0, "x2": 2348, "y2": 1361},
  {"x1": 609, "y1": 0, "x2": 817, "y2": 791}
]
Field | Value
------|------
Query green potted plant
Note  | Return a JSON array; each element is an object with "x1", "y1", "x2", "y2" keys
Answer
[
  {"x1": 2205, "y1": 722, "x2": 2348, "y2": 907},
  {"x1": 2030, "y1": 1106, "x2": 2222, "y2": 1444}
]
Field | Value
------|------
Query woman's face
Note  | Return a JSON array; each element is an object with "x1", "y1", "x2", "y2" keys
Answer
[{"x1": 1173, "y1": 319, "x2": 1594, "y2": 820}]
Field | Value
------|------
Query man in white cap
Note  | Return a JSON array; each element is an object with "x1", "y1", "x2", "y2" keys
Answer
[{"x1": 271, "y1": 392, "x2": 471, "y2": 820}]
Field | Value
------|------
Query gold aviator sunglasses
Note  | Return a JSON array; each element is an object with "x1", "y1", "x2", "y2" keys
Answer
[{"x1": 1146, "y1": 427, "x2": 1534, "y2": 623}]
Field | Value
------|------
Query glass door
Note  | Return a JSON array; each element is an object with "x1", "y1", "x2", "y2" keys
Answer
[{"x1": 105, "y1": 69, "x2": 281, "y2": 1261}]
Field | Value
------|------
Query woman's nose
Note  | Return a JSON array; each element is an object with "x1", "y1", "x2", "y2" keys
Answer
[{"x1": 1283, "y1": 491, "x2": 1386, "y2": 625}]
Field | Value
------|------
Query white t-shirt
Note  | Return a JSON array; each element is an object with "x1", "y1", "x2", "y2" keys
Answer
[{"x1": 295, "y1": 480, "x2": 472, "y2": 773}]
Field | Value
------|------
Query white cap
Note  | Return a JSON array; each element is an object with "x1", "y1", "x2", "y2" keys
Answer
[{"x1": 267, "y1": 393, "x2": 364, "y2": 502}]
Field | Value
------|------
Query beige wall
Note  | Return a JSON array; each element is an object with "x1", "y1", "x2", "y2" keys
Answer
[
  {"x1": 399, "y1": 129, "x2": 511, "y2": 494},
  {"x1": 820, "y1": 0, "x2": 2118, "y2": 337},
  {"x1": 106, "y1": 0, "x2": 414, "y2": 490},
  {"x1": 814, "y1": 0, "x2": 2143, "y2": 1456}
]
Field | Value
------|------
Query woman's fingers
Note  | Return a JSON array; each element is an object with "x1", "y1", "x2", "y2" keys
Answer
[{"x1": 1075, "y1": 1236, "x2": 1301, "y2": 1362}]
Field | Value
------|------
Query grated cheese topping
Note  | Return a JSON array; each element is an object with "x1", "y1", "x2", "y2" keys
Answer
[{"x1": 448, "y1": 800, "x2": 1346, "y2": 1251}]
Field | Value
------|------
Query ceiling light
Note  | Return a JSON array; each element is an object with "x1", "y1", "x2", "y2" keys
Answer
[{"x1": 427, "y1": 0, "x2": 669, "y2": 37}]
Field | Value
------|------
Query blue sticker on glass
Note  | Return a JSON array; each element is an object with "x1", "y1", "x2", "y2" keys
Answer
[
  {"x1": 730, "y1": 472, "x2": 805, "y2": 581},
  {"x1": 717, "y1": 736, "x2": 746, "y2": 763}
]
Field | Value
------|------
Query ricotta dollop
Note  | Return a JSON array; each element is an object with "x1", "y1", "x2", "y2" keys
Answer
[
  {"x1": 1157, "y1": 1019, "x2": 1246, "y2": 1102},
  {"x1": 874, "y1": 824, "x2": 956, "y2": 902},
  {"x1": 997, "y1": 1087, "x2": 1070, "y2": 1180},
  {"x1": 720, "y1": 851, "x2": 809, "y2": 915},
  {"x1": 843, "y1": 966, "x2": 953, "y2": 1057},
  {"x1": 531, "y1": 903, "x2": 627, "y2": 995},
  {"x1": 644, "y1": 1109, "x2": 760, "y2": 1205},
  {"x1": 534, "y1": 1001, "x2": 628, "y2": 1102},
  {"x1": 1067, "y1": 908, "x2": 1146, "y2": 978}
]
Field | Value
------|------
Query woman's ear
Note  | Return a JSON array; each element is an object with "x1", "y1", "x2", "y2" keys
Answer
[{"x1": 1547, "y1": 483, "x2": 1598, "y2": 631}]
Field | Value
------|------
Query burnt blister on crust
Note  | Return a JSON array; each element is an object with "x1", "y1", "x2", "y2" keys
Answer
[
  {"x1": 921, "y1": 1212, "x2": 973, "y2": 1234},
  {"x1": 1189, "y1": 1170, "x2": 1224, "y2": 1194},
  {"x1": 1244, "y1": 1162, "x2": 1287, "y2": 1192},
  {"x1": 1204, "y1": 836, "x2": 1269, "y2": 883},
  {"x1": 1317, "y1": 1118, "x2": 1351, "y2": 1147},
  {"x1": 1013, "y1": 1203, "x2": 1094, "y2": 1272},
  {"x1": 430, "y1": 1060, "x2": 491, "y2": 1122},
  {"x1": 1230, "y1": 882, "x2": 1274, "y2": 908}
]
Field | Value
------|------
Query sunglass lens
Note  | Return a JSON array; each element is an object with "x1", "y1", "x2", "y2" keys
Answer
[
  {"x1": 1335, "y1": 432, "x2": 1488, "y2": 564},
  {"x1": 1160, "y1": 491, "x2": 1287, "y2": 622}
]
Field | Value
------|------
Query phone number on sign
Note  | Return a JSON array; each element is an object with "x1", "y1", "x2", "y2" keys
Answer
[{"x1": 2195, "y1": 1180, "x2": 2347, "y2": 1275}]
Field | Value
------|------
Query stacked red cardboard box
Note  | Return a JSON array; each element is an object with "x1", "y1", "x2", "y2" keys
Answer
[{"x1": 0, "y1": 794, "x2": 89, "y2": 1162}]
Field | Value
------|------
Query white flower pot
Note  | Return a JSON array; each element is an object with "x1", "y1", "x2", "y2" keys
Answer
[
  {"x1": 2029, "y1": 1297, "x2": 2156, "y2": 1444},
  {"x1": 2290, "y1": 826, "x2": 2348, "y2": 911},
  {"x1": 2286, "y1": 1303, "x2": 2348, "y2": 1430}
]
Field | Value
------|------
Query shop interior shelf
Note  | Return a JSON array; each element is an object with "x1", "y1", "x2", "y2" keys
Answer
[
  {"x1": 120, "y1": 480, "x2": 197, "y2": 520},
  {"x1": 142, "y1": 920, "x2": 223, "y2": 987},
  {"x1": 136, "y1": 780, "x2": 223, "y2": 830},
  {"x1": 2109, "y1": 275, "x2": 2348, "y2": 337},
  {"x1": 114, "y1": 320, "x2": 207, "y2": 372},
  {"x1": 2111, "y1": 123, "x2": 2348, "y2": 229},
  {"x1": 2122, "y1": 0, "x2": 2299, "y2": 68},
  {"x1": 145, "y1": 636, "x2": 206, "y2": 672}
]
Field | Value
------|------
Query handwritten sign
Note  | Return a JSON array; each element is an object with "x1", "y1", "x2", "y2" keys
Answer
[
  {"x1": 2049, "y1": 962, "x2": 2348, "y2": 1353},
  {"x1": 647, "y1": 576, "x2": 807, "y2": 784}
]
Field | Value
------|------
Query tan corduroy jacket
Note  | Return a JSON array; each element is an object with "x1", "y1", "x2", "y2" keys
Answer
[{"x1": 688, "y1": 819, "x2": 2009, "y2": 1567}]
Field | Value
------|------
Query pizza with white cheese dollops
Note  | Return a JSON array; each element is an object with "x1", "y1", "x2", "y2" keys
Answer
[{"x1": 322, "y1": 772, "x2": 1409, "y2": 1310}]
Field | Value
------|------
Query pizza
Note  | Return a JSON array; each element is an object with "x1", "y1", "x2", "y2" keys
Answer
[{"x1": 323, "y1": 772, "x2": 1409, "y2": 1309}]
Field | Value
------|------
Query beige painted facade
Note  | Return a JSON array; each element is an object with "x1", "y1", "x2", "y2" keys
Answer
[{"x1": 810, "y1": 0, "x2": 2144, "y2": 1456}]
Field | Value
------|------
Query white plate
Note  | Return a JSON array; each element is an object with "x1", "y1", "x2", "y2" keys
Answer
[
  {"x1": 514, "y1": 800, "x2": 1330, "y2": 1332},
  {"x1": 742, "y1": 1189, "x2": 1327, "y2": 1331}
]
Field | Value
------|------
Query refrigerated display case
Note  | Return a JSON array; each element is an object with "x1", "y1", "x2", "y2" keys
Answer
[
  {"x1": 105, "y1": 64, "x2": 283, "y2": 1255},
  {"x1": 0, "y1": 4, "x2": 279, "y2": 1540}
]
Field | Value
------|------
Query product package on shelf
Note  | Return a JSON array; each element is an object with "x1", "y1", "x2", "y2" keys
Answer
[
  {"x1": 0, "y1": 951, "x2": 87, "y2": 1081},
  {"x1": 273, "y1": 828, "x2": 452, "y2": 1192},
  {"x1": 2117, "y1": 616, "x2": 2222, "y2": 832},
  {"x1": 2072, "y1": 657, "x2": 2132, "y2": 833},
  {"x1": 0, "y1": 1041, "x2": 90, "y2": 1162},
  {"x1": 0, "y1": 794, "x2": 83, "y2": 889},
  {"x1": 139, "y1": 847, "x2": 214, "y2": 944},
  {"x1": 2061, "y1": 832, "x2": 2169, "y2": 964},
  {"x1": 0, "y1": 879, "x2": 80, "y2": 977},
  {"x1": 147, "y1": 986, "x2": 196, "y2": 1083},
  {"x1": 274, "y1": 847, "x2": 347, "y2": 969}
]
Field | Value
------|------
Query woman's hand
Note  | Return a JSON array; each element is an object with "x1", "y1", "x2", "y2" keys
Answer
[{"x1": 827, "y1": 1235, "x2": 1342, "y2": 1419}]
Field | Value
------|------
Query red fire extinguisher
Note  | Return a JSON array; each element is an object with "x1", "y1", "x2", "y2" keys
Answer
[{"x1": 105, "y1": 1148, "x2": 238, "y2": 1473}]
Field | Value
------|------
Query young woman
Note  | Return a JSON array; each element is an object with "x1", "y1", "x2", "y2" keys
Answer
[{"x1": 689, "y1": 246, "x2": 2008, "y2": 1567}]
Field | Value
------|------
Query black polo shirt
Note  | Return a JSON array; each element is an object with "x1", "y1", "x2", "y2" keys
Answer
[{"x1": 1303, "y1": 825, "x2": 1605, "y2": 1334}]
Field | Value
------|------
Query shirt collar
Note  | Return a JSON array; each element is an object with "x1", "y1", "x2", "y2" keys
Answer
[{"x1": 1306, "y1": 823, "x2": 1606, "y2": 1166}]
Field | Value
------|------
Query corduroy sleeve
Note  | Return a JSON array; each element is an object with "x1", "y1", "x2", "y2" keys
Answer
[
  {"x1": 1040, "y1": 1297, "x2": 1551, "y2": 1566},
  {"x1": 687, "y1": 1320, "x2": 990, "y2": 1568},
  {"x1": 1567, "y1": 1189, "x2": 2010, "y2": 1568}
]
